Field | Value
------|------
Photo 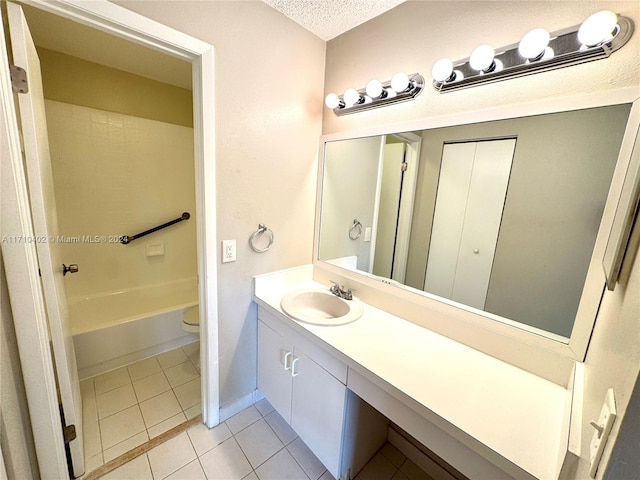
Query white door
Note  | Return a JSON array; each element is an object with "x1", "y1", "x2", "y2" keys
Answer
[
  {"x1": 7, "y1": 3, "x2": 84, "y2": 476},
  {"x1": 373, "y1": 142, "x2": 405, "y2": 278},
  {"x1": 425, "y1": 139, "x2": 515, "y2": 309}
]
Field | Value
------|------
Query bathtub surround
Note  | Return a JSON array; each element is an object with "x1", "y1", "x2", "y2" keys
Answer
[{"x1": 45, "y1": 100, "x2": 197, "y2": 300}]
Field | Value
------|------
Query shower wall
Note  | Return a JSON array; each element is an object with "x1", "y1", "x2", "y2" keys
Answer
[
  {"x1": 46, "y1": 100, "x2": 197, "y2": 300},
  {"x1": 40, "y1": 50, "x2": 197, "y2": 302}
]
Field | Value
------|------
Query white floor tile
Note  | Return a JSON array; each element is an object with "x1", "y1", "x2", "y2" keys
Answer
[
  {"x1": 182, "y1": 341, "x2": 199, "y2": 363},
  {"x1": 99, "y1": 405, "x2": 145, "y2": 450},
  {"x1": 127, "y1": 357, "x2": 162, "y2": 382},
  {"x1": 287, "y1": 437, "x2": 326, "y2": 480},
  {"x1": 133, "y1": 371, "x2": 171, "y2": 402},
  {"x1": 147, "y1": 432, "x2": 196, "y2": 480},
  {"x1": 94, "y1": 367, "x2": 131, "y2": 396},
  {"x1": 79, "y1": 452, "x2": 103, "y2": 479},
  {"x1": 83, "y1": 395, "x2": 98, "y2": 425},
  {"x1": 399, "y1": 459, "x2": 431, "y2": 480},
  {"x1": 187, "y1": 421, "x2": 232, "y2": 456},
  {"x1": 164, "y1": 361, "x2": 200, "y2": 388},
  {"x1": 319, "y1": 471, "x2": 336, "y2": 480},
  {"x1": 139, "y1": 390, "x2": 182, "y2": 428},
  {"x1": 97, "y1": 383, "x2": 137, "y2": 419},
  {"x1": 199, "y1": 437, "x2": 253, "y2": 480},
  {"x1": 254, "y1": 448, "x2": 309, "y2": 480},
  {"x1": 185, "y1": 403, "x2": 202, "y2": 420},
  {"x1": 157, "y1": 348, "x2": 188, "y2": 370},
  {"x1": 173, "y1": 378, "x2": 201, "y2": 410},
  {"x1": 358, "y1": 453, "x2": 397, "y2": 480},
  {"x1": 165, "y1": 459, "x2": 206, "y2": 480},
  {"x1": 380, "y1": 443, "x2": 406, "y2": 468},
  {"x1": 242, "y1": 473, "x2": 259, "y2": 480},
  {"x1": 102, "y1": 453, "x2": 152, "y2": 480},
  {"x1": 147, "y1": 412, "x2": 187, "y2": 439},
  {"x1": 255, "y1": 398, "x2": 275, "y2": 417},
  {"x1": 391, "y1": 472, "x2": 410, "y2": 480},
  {"x1": 80, "y1": 378, "x2": 95, "y2": 400},
  {"x1": 264, "y1": 410, "x2": 297, "y2": 445},
  {"x1": 103, "y1": 431, "x2": 149, "y2": 463},
  {"x1": 235, "y1": 418, "x2": 284, "y2": 469},
  {"x1": 84, "y1": 419, "x2": 102, "y2": 457},
  {"x1": 225, "y1": 406, "x2": 261, "y2": 434}
]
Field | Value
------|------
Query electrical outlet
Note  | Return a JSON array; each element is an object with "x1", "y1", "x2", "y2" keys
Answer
[{"x1": 222, "y1": 240, "x2": 236, "y2": 263}]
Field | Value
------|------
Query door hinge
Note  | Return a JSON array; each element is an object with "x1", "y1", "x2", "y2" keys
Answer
[
  {"x1": 401, "y1": 161, "x2": 408, "y2": 172},
  {"x1": 10, "y1": 65, "x2": 28, "y2": 94},
  {"x1": 63, "y1": 424, "x2": 77, "y2": 444}
]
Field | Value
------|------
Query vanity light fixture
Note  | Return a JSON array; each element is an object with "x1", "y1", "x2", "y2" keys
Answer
[
  {"x1": 325, "y1": 72, "x2": 425, "y2": 116},
  {"x1": 432, "y1": 10, "x2": 633, "y2": 92}
]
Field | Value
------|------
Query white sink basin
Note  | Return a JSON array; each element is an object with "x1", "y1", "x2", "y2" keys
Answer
[{"x1": 280, "y1": 288, "x2": 363, "y2": 326}]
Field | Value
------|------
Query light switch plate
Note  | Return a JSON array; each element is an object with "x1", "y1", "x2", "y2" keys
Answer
[
  {"x1": 364, "y1": 227, "x2": 372, "y2": 242},
  {"x1": 589, "y1": 388, "x2": 617, "y2": 477}
]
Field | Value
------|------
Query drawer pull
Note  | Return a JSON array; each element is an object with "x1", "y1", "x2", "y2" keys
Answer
[
  {"x1": 284, "y1": 351, "x2": 293, "y2": 371},
  {"x1": 291, "y1": 357, "x2": 300, "y2": 377}
]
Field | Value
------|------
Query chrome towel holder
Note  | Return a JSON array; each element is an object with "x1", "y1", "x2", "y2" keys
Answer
[{"x1": 250, "y1": 224, "x2": 274, "y2": 253}]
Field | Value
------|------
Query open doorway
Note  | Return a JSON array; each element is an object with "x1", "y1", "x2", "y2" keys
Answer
[{"x1": 1, "y1": 1, "x2": 217, "y2": 477}]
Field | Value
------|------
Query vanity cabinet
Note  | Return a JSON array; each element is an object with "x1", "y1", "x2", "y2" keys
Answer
[{"x1": 257, "y1": 310, "x2": 347, "y2": 478}]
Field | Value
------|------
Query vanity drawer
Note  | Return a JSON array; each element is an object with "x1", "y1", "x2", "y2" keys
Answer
[{"x1": 258, "y1": 305, "x2": 348, "y2": 384}]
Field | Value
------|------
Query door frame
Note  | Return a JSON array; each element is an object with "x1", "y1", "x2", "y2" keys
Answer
[{"x1": 1, "y1": 0, "x2": 218, "y2": 474}]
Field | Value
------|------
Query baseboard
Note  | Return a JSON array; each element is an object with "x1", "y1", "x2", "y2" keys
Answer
[{"x1": 219, "y1": 389, "x2": 264, "y2": 422}]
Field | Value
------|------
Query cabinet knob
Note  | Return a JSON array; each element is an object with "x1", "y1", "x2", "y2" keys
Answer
[{"x1": 473, "y1": 248, "x2": 479, "y2": 254}]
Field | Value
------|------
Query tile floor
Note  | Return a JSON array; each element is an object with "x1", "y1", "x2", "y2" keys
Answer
[
  {"x1": 81, "y1": 344, "x2": 434, "y2": 480},
  {"x1": 98, "y1": 398, "x2": 434, "y2": 480},
  {"x1": 81, "y1": 342, "x2": 202, "y2": 475}
]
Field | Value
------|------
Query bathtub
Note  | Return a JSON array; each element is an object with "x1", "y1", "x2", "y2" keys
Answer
[{"x1": 70, "y1": 278, "x2": 199, "y2": 379}]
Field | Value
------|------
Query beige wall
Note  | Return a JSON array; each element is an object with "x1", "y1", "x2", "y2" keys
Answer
[
  {"x1": 45, "y1": 100, "x2": 197, "y2": 300},
  {"x1": 0, "y1": 255, "x2": 40, "y2": 479},
  {"x1": 324, "y1": 1, "x2": 640, "y2": 477},
  {"x1": 323, "y1": 1, "x2": 640, "y2": 134},
  {"x1": 38, "y1": 48, "x2": 193, "y2": 128},
  {"x1": 114, "y1": 0, "x2": 326, "y2": 408}
]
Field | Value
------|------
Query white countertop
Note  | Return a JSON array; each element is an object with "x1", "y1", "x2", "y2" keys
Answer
[{"x1": 253, "y1": 266, "x2": 572, "y2": 480}]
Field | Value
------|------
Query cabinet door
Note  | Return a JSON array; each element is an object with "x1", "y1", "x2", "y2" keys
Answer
[
  {"x1": 257, "y1": 321, "x2": 293, "y2": 421},
  {"x1": 291, "y1": 349, "x2": 346, "y2": 478}
]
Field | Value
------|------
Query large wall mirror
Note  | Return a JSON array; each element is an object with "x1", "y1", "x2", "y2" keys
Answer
[{"x1": 317, "y1": 102, "x2": 637, "y2": 347}]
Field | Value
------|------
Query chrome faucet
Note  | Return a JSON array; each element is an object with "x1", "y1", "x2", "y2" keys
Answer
[{"x1": 329, "y1": 281, "x2": 353, "y2": 300}]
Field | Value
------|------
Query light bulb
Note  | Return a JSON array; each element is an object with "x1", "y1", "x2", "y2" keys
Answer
[
  {"x1": 325, "y1": 93, "x2": 342, "y2": 109},
  {"x1": 431, "y1": 58, "x2": 455, "y2": 83},
  {"x1": 469, "y1": 45, "x2": 496, "y2": 72},
  {"x1": 366, "y1": 79, "x2": 384, "y2": 98},
  {"x1": 343, "y1": 88, "x2": 362, "y2": 107},
  {"x1": 578, "y1": 10, "x2": 618, "y2": 47},
  {"x1": 518, "y1": 28, "x2": 551, "y2": 60},
  {"x1": 391, "y1": 72, "x2": 410, "y2": 93}
]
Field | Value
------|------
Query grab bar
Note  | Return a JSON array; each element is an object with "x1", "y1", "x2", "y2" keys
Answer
[{"x1": 120, "y1": 212, "x2": 190, "y2": 244}]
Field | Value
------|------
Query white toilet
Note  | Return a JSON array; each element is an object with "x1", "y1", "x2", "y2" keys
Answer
[
  {"x1": 182, "y1": 305, "x2": 200, "y2": 333},
  {"x1": 182, "y1": 306, "x2": 200, "y2": 370}
]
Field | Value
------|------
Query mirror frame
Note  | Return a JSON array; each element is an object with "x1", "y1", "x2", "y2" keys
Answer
[{"x1": 314, "y1": 88, "x2": 640, "y2": 362}]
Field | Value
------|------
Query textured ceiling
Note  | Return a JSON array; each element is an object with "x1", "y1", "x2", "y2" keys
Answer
[{"x1": 262, "y1": 0, "x2": 407, "y2": 41}]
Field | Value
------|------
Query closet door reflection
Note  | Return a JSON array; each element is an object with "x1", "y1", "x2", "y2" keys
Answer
[{"x1": 424, "y1": 138, "x2": 515, "y2": 309}]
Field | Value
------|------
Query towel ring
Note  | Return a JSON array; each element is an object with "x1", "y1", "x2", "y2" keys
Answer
[
  {"x1": 349, "y1": 219, "x2": 362, "y2": 240},
  {"x1": 250, "y1": 224, "x2": 274, "y2": 253}
]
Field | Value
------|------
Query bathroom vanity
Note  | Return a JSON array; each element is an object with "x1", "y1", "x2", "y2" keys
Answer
[{"x1": 253, "y1": 265, "x2": 582, "y2": 480}]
